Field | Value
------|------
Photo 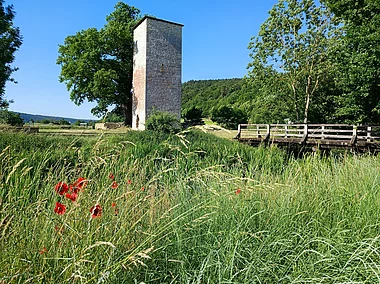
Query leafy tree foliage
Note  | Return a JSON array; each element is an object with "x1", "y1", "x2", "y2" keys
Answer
[
  {"x1": 182, "y1": 79, "x2": 250, "y2": 116},
  {"x1": 247, "y1": 0, "x2": 340, "y2": 123},
  {"x1": 211, "y1": 106, "x2": 248, "y2": 130},
  {"x1": 182, "y1": 79, "x2": 261, "y2": 120},
  {"x1": 0, "y1": 0, "x2": 22, "y2": 108},
  {"x1": 57, "y1": 3, "x2": 140, "y2": 125},
  {"x1": 0, "y1": 109, "x2": 23, "y2": 126},
  {"x1": 182, "y1": 106, "x2": 204, "y2": 126},
  {"x1": 57, "y1": 119, "x2": 70, "y2": 125},
  {"x1": 102, "y1": 112, "x2": 124, "y2": 123},
  {"x1": 323, "y1": 0, "x2": 380, "y2": 123}
]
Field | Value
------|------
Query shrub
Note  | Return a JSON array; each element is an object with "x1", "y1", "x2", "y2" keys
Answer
[
  {"x1": 145, "y1": 109, "x2": 180, "y2": 134},
  {"x1": 182, "y1": 106, "x2": 204, "y2": 127},
  {"x1": 210, "y1": 105, "x2": 248, "y2": 129},
  {"x1": 102, "y1": 112, "x2": 124, "y2": 123}
]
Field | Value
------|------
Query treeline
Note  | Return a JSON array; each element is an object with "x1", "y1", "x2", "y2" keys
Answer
[
  {"x1": 181, "y1": 79, "x2": 256, "y2": 127},
  {"x1": 0, "y1": 109, "x2": 97, "y2": 127},
  {"x1": 181, "y1": 78, "x2": 301, "y2": 125}
]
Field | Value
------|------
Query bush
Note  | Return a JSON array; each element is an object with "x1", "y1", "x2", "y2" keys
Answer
[
  {"x1": 0, "y1": 109, "x2": 24, "y2": 126},
  {"x1": 102, "y1": 112, "x2": 124, "y2": 123},
  {"x1": 210, "y1": 105, "x2": 248, "y2": 129},
  {"x1": 182, "y1": 106, "x2": 204, "y2": 127},
  {"x1": 145, "y1": 109, "x2": 180, "y2": 134}
]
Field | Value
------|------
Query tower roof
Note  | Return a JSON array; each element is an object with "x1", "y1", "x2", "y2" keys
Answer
[{"x1": 133, "y1": 16, "x2": 184, "y2": 30}]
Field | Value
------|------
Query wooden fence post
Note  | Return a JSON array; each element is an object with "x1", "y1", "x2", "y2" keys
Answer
[
  {"x1": 301, "y1": 124, "x2": 308, "y2": 144},
  {"x1": 350, "y1": 125, "x2": 357, "y2": 146},
  {"x1": 236, "y1": 124, "x2": 241, "y2": 139},
  {"x1": 367, "y1": 126, "x2": 372, "y2": 142},
  {"x1": 321, "y1": 125, "x2": 325, "y2": 140},
  {"x1": 264, "y1": 124, "x2": 270, "y2": 143}
]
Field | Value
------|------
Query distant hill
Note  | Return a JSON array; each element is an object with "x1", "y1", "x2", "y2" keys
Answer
[
  {"x1": 15, "y1": 112, "x2": 96, "y2": 124},
  {"x1": 181, "y1": 78, "x2": 257, "y2": 116}
]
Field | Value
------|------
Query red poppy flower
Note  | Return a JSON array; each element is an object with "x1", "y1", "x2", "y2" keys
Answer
[
  {"x1": 127, "y1": 179, "x2": 132, "y2": 185},
  {"x1": 235, "y1": 189, "x2": 241, "y2": 194},
  {"x1": 65, "y1": 192, "x2": 78, "y2": 202},
  {"x1": 90, "y1": 204, "x2": 102, "y2": 218},
  {"x1": 141, "y1": 187, "x2": 145, "y2": 191},
  {"x1": 55, "y1": 182, "x2": 68, "y2": 196},
  {"x1": 111, "y1": 202, "x2": 116, "y2": 207},
  {"x1": 108, "y1": 173, "x2": 115, "y2": 180},
  {"x1": 54, "y1": 202, "x2": 66, "y2": 215},
  {"x1": 74, "y1": 177, "x2": 88, "y2": 190},
  {"x1": 111, "y1": 181, "x2": 118, "y2": 189},
  {"x1": 39, "y1": 247, "x2": 48, "y2": 254}
]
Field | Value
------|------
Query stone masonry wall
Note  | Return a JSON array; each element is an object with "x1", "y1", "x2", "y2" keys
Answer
[
  {"x1": 145, "y1": 18, "x2": 182, "y2": 120},
  {"x1": 132, "y1": 20, "x2": 147, "y2": 130},
  {"x1": 132, "y1": 17, "x2": 183, "y2": 130}
]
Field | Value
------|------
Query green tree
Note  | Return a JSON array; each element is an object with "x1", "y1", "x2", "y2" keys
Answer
[
  {"x1": 58, "y1": 119, "x2": 70, "y2": 125},
  {"x1": 182, "y1": 106, "x2": 204, "y2": 126},
  {"x1": 102, "y1": 111, "x2": 124, "y2": 123},
  {"x1": 0, "y1": 0, "x2": 22, "y2": 108},
  {"x1": 323, "y1": 0, "x2": 380, "y2": 123},
  {"x1": 57, "y1": 3, "x2": 140, "y2": 125},
  {"x1": 247, "y1": 0, "x2": 340, "y2": 123},
  {"x1": 0, "y1": 109, "x2": 23, "y2": 126},
  {"x1": 211, "y1": 106, "x2": 248, "y2": 129}
]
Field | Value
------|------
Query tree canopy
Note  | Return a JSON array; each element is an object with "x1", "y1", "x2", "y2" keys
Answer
[
  {"x1": 247, "y1": 0, "x2": 341, "y2": 123},
  {"x1": 322, "y1": 0, "x2": 380, "y2": 123},
  {"x1": 0, "y1": 0, "x2": 22, "y2": 108},
  {"x1": 57, "y1": 2, "x2": 141, "y2": 125}
]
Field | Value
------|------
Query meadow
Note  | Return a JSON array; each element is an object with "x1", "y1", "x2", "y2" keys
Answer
[{"x1": 1, "y1": 129, "x2": 380, "y2": 283}]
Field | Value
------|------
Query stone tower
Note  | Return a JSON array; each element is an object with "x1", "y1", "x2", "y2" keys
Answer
[{"x1": 132, "y1": 16, "x2": 183, "y2": 130}]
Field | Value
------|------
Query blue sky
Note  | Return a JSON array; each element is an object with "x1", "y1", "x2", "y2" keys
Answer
[{"x1": 5, "y1": 0, "x2": 278, "y2": 119}]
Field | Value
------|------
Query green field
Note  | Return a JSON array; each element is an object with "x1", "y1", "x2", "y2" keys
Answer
[{"x1": 1, "y1": 130, "x2": 380, "y2": 283}]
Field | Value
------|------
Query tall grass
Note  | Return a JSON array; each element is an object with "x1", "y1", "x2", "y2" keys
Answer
[{"x1": 0, "y1": 130, "x2": 380, "y2": 283}]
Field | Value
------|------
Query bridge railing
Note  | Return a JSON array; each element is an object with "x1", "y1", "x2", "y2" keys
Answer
[{"x1": 236, "y1": 124, "x2": 380, "y2": 145}]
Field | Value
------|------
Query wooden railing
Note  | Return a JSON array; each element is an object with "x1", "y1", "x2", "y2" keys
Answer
[{"x1": 236, "y1": 124, "x2": 380, "y2": 150}]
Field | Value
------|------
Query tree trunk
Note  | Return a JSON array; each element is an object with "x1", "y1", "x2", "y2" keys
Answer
[
  {"x1": 304, "y1": 73, "x2": 319, "y2": 124},
  {"x1": 304, "y1": 75, "x2": 312, "y2": 124},
  {"x1": 303, "y1": 93, "x2": 310, "y2": 124},
  {"x1": 120, "y1": 102, "x2": 132, "y2": 126},
  {"x1": 291, "y1": 81, "x2": 300, "y2": 122}
]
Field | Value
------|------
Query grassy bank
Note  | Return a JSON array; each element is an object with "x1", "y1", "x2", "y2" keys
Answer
[{"x1": 1, "y1": 130, "x2": 379, "y2": 283}]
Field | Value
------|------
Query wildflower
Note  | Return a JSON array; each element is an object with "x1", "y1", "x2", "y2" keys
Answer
[
  {"x1": 90, "y1": 204, "x2": 102, "y2": 218},
  {"x1": 74, "y1": 177, "x2": 88, "y2": 190},
  {"x1": 108, "y1": 173, "x2": 115, "y2": 180},
  {"x1": 68, "y1": 184, "x2": 74, "y2": 192},
  {"x1": 127, "y1": 179, "x2": 132, "y2": 185},
  {"x1": 65, "y1": 192, "x2": 78, "y2": 202},
  {"x1": 54, "y1": 202, "x2": 66, "y2": 215},
  {"x1": 141, "y1": 187, "x2": 145, "y2": 191},
  {"x1": 111, "y1": 202, "x2": 116, "y2": 207},
  {"x1": 235, "y1": 189, "x2": 241, "y2": 194},
  {"x1": 55, "y1": 182, "x2": 68, "y2": 196},
  {"x1": 39, "y1": 247, "x2": 48, "y2": 254},
  {"x1": 111, "y1": 181, "x2": 118, "y2": 189}
]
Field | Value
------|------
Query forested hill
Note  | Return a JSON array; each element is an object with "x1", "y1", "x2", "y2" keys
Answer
[{"x1": 181, "y1": 78, "x2": 255, "y2": 117}]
